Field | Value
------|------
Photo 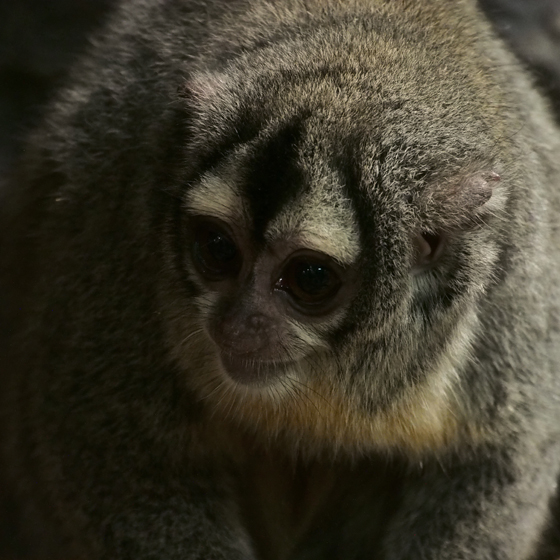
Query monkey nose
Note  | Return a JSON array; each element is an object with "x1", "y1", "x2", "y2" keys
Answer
[{"x1": 212, "y1": 313, "x2": 272, "y2": 354}]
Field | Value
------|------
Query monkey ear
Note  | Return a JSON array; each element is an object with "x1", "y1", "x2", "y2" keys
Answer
[
  {"x1": 452, "y1": 170, "x2": 500, "y2": 213},
  {"x1": 426, "y1": 169, "x2": 502, "y2": 230},
  {"x1": 413, "y1": 170, "x2": 501, "y2": 270},
  {"x1": 413, "y1": 231, "x2": 446, "y2": 270}
]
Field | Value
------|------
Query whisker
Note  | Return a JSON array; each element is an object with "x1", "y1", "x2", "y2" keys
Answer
[
  {"x1": 286, "y1": 375, "x2": 328, "y2": 419},
  {"x1": 279, "y1": 377, "x2": 305, "y2": 418},
  {"x1": 200, "y1": 376, "x2": 227, "y2": 401},
  {"x1": 290, "y1": 375, "x2": 334, "y2": 411},
  {"x1": 180, "y1": 328, "x2": 204, "y2": 347}
]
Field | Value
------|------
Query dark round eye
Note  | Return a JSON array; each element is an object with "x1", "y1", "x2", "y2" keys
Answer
[
  {"x1": 276, "y1": 255, "x2": 342, "y2": 309},
  {"x1": 192, "y1": 220, "x2": 241, "y2": 280}
]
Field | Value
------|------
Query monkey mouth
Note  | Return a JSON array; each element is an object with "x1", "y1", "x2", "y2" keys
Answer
[{"x1": 219, "y1": 352, "x2": 289, "y2": 386}]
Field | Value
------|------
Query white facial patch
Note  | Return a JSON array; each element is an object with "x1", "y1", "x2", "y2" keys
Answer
[
  {"x1": 265, "y1": 170, "x2": 360, "y2": 265},
  {"x1": 184, "y1": 172, "x2": 248, "y2": 225}
]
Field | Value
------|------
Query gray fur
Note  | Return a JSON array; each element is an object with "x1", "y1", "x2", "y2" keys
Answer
[{"x1": 1, "y1": 0, "x2": 560, "y2": 559}]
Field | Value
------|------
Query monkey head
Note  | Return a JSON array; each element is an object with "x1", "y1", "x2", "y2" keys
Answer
[{"x1": 160, "y1": 19, "x2": 510, "y2": 456}]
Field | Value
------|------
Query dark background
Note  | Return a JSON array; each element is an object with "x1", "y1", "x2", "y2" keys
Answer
[{"x1": 0, "y1": 0, "x2": 559, "y2": 557}]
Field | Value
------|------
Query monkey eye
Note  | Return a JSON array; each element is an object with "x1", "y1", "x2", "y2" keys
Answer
[
  {"x1": 275, "y1": 253, "x2": 342, "y2": 311},
  {"x1": 191, "y1": 219, "x2": 242, "y2": 280},
  {"x1": 412, "y1": 231, "x2": 445, "y2": 272}
]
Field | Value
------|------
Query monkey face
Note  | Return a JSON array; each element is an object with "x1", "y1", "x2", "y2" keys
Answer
[
  {"x1": 161, "y1": 35, "x2": 509, "y2": 455},
  {"x1": 185, "y1": 213, "x2": 356, "y2": 386},
  {"x1": 178, "y1": 144, "x2": 361, "y2": 390}
]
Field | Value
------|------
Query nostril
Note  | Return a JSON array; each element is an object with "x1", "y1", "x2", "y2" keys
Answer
[
  {"x1": 246, "y1": 313, "x2": 269, "y2": 331},
  {"x1": 218, "y1": 313, "x2": 269, "y2": 337},
  {"x1": 211, "y1": 313, "x2": 271, "y2": 354}
]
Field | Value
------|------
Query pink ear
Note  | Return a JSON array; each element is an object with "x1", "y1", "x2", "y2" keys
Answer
[
  {"x1": 456, "y1": 170, "x2": 500, "y2": 211},
  {"x1": 413, "y1": 231, "x2": 446, "y2": 271},
  {"x1": 419, "y1": 169, "x2": 502, "y2": 232},
  {"x1": 435, "y1": 169, "x2": 501, "y2": 227}
]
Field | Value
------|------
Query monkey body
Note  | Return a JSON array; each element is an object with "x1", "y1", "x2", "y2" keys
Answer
[{"x1": 1, "y1": 0, "x2": 560, "y2": 558}]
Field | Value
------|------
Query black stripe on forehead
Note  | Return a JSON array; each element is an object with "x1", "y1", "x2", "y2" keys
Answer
[
  {"x1": 334, "y1": 138, "x2": 412, "y2": 307},
  {"x1": 241, "y1": 117, "x2": 307, "y2": 242},
  {"x1": 334, "y1": 137, "x2": 378, "y2": 244}
]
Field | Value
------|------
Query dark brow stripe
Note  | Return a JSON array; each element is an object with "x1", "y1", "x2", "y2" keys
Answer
[{"x1": 241, "y1": 116, "x2": 309, "y2": 243}]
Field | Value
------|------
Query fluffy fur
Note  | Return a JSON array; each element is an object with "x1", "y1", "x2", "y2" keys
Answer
[{"x1": 1, "y1": 0, "x2": 560, "y2": 558}]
